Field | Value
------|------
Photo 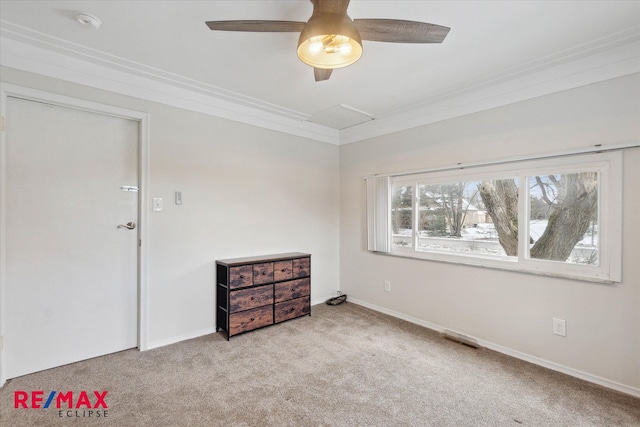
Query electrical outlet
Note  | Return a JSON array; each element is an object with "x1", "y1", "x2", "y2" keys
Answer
[
  {"x1": 384, "y1": 280, "x2": 391, "y2": 293},
  {"x1": 552, "y1": 318, "x2": 566, "y2": 336}
]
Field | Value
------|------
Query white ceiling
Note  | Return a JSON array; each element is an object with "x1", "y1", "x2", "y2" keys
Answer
[{"x1": 1, "y1": 1, "x2": 639, "y2": 144}]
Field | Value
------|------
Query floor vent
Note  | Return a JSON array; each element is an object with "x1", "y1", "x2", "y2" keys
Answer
[{"x1": 441, "y1": 330, "x2": 481, "y2": 349}]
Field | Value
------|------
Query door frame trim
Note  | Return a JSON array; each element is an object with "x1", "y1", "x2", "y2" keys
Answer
[{"x1": 0, "y1": 83, "x2": 150, "y2": 386}]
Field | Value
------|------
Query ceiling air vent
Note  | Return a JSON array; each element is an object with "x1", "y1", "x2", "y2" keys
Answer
[{"x1": 307, "y1": 104, "x2": 373, "y2": 130}]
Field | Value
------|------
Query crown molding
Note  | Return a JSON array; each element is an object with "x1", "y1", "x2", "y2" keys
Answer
[
  {"x1": 340, "y1": 28, "x2": 640, "y2": 144},
  {"x1": 0, "y1": 20, "x2": 340, "y2": 145},
  {"x1": 1, "y1": 19, "x2": 638, "y2": 146}
]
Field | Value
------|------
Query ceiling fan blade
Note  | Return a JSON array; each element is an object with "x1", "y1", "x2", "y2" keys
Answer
[
  {"x1": 206, "y1": 20, "x2": 306, "y2": 32},
  {"x1": 313, "y1": 0, "x2": 351, "y2": 16},
  {"x1": 314, "y1": 68, "x2": 333, "y2": 82},
  {"x1": 354, "y1": 19, "x2": 450, "y2": 43}
]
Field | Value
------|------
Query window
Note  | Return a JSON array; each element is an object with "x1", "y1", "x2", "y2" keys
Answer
[{"x1": 368, "y1": 152, "x2": 622, "y2": 283}]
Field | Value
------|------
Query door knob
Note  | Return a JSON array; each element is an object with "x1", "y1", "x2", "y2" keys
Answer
[{"x1": 117, "y1": 221, "x2": 136, "y2": 230}]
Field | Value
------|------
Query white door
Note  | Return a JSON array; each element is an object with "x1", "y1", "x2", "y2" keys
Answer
[{"x1": 5, "y1": 97, "x2": 139, "y2": 378}]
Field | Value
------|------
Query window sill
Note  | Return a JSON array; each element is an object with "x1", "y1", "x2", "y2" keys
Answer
[{"x1": 383, "y1": 249, "x2": 619, "y2": 285}]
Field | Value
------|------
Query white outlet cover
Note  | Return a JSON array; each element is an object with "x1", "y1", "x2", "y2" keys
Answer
[{"x1": 552, "y1": 318, "x2": 567, "y2": 336}]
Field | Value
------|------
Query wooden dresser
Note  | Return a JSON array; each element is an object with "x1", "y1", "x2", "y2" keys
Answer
[{"x1": 216, "y1": 252, "x2": 311, "y2": 340}]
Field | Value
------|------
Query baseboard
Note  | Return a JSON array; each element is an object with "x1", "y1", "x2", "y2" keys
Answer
[
  {"x1": 347, "y1": 297, "x2": 640, "y2": 398},
  {"x1": 143, "y1": 326, "x2": 217, "y2": 351}
]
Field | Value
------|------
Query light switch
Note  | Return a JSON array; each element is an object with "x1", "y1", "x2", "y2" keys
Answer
[
  {"x1": 175, "y1": 191, "x2": 182, "y2": 205},
  {"x1": 153, "y1": 197, "x2": 163, "y2": 212}
]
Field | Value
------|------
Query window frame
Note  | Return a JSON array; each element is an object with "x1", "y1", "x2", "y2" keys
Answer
[{"x1": 385, "y1": 151, "x2": 622, "y2": 284}]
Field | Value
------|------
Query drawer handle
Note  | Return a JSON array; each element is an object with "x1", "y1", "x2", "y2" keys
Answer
[
  {"x1": 291, "y1": 288, "x2": 295, "y2": 292},
  {"x1": 250, "y1": 296, "x2": 255, "y2": 300},
  {"x1": 290, "y1": 307, "x2": 296, "y2": 312},
  {"x1": 239, "y1": 275, "x2": 244, "y2": 279},
  {"x1": 281, "y1": 269, "x2": 286, "y2": 272},
  {"x1": 250, "y1": 317, "x2": 255, "y2": 321},
  {"x1": 262, "y1": 271, "x2": 266, "y2": 275}
]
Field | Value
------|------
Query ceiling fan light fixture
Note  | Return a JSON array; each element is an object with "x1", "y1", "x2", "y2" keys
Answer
[{"x1": 297, "y1": 13, "x2": 362, "y2": 70}]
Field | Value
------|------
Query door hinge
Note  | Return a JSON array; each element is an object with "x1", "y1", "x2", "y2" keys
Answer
[
  {"x1": 1, "y1": 116, "x2": 5, "y2": 132},
  {"x1": 139, "y1": 239, "x2": 142, "y2": 247}
]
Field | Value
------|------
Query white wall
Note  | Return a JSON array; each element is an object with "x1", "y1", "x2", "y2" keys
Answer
[
  {"x1": 340, "y1": 73, "x2": 640, "y2": 393},
  {"x1": 0, "y1": 66, "x2": 340, "y2": 350}
]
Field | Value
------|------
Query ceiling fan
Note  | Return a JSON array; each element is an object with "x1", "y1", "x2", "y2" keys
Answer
[{"x1": 206, "y1": 0, "x2": 450, "y2": 82}]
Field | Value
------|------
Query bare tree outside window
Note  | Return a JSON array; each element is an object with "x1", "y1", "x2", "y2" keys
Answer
[
  {"x1": 418, "y1": 183, "x2": 482, "y2": 238},
  {"x1": 479, "y1": 173, "x2": 599, "y2": 264},
  {"x1": 391, "y1": 185, "x2": 412, "y2": 244},
  {"x1": 529, "y1": 172, "x2": 598, "y2": 264}
]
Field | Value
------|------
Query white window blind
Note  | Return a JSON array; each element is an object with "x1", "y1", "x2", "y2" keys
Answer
[{"x1": 366, "y1": 176, "x2": 391, "y2": 253}]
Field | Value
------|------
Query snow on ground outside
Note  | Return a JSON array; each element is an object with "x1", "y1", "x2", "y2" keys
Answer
[
  {"x1": 393, "y1": 221, "x2": 598, "y2": 263},
  {"x1": 395, "y1": 221, "x2": 597, "y2": 247}
]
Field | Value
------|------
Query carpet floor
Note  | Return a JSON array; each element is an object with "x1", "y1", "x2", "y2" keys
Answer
[{"x1": 1, "y1": 302, "x2": 639, "y2": 426}]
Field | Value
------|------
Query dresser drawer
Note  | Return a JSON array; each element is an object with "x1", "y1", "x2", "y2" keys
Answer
[
  {"x1": 229, "y1": 265, "x2": 253, "y2": 289},
  {"x1": 229, "y1": 305, "x2": 273, "y2": 336},
  {"x1": 253, "y1": 262, "x2": 274, "y2": 285},
  {"x1": 274, "y1": 260, "x2": 293, "y2": 282},
  {"x1": 275, "y1": 296, "x2": 310, "y2": 323},
  {"x1": 274, "y1": 278, "x2": 310, "y2": 303},
  {"x1": 292, "y1": 257, "x2": 310, "y2": 278},
  {"x1": 229, "y1": 285, "x2": 273, "y2": 313}
]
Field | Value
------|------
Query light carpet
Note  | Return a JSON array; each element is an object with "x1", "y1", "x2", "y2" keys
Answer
[{"x1": 1, "y1": 303, "x2": 639, "y2": 426}]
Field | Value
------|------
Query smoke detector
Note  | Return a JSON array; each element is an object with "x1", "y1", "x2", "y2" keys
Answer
[{"x1": 76, "y1": 13, "x2": 102, "y2": 29}]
